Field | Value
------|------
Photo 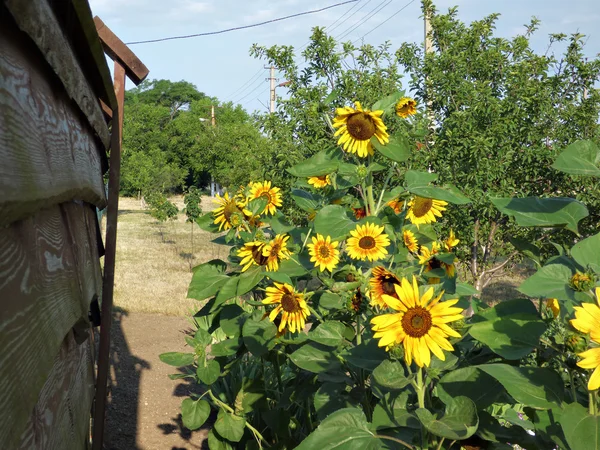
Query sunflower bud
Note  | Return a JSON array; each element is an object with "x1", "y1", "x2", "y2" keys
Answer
[
  {"x1": 569, "y1": 271, "x2": 596, "y2": 292},
  {"x1": 356, "y1": 164, "x2": 368, "y2": 180},
  {"x1": 565, "y1": 333, "x2": 587, "y2": 353},
  {"x1": 347, "y1": 288, "x2": 367, "y2": 314}
]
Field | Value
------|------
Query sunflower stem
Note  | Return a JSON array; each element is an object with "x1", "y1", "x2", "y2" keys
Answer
[
  {"x1": 569, "y1": 370, "x2": 577, "y2": 403},
  {"x1": 308, "y1": 305, "x2": 324, "y2": 323},
  {"x1": 435, "y1": 437, "x2": 445, "y2": 450},
  {"x1": 300, "y1": 228, "x2": 312, "y2": 253},
  {"x1": 374, "y1": 164, "x2": 396, "y2": 215},
  {"x1": 356, "y1": 314, "x2": 362, "y2": 345},
  {"x1": 374, "y1": 434, "x2": 414, "y2": 449},
  {"x1": 416, "y1": 367, "x2": 429, "y2": 450}
]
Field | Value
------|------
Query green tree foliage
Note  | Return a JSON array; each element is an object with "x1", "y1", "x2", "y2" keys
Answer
[
  {"x1": 396, "y1": 1, "x2": 600, "y2": 288},
  {"x1": 120, "y1": 79, "x2": 276, "y2": 196}
]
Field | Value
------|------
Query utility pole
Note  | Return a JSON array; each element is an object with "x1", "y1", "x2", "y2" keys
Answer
[
  {"x1": 424, "y1": 4, "x2": 435, "y2": 171},
  {"x1": 211, "y1": 104, "x2": 216, "y2": 127},
  {"x1": 268, "y1": 65, "x2": 276, "y2": 113},
  {"x1": 210, "y1": 104, "x2": 217, "y2": 196}
]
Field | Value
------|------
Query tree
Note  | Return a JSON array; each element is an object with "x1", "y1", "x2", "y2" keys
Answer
[{"x1": 396, "y1": 0, "x2": 600, "y2": 289}]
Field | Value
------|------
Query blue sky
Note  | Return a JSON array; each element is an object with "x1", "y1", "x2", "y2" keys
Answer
[{"x1": 89, "y1": 0, "x2": 600, "y2": 114}]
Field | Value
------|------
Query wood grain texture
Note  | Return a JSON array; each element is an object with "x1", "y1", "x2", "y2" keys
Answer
[
  {"x1": 0, "y1": 15, "x2": 107, "y2": 227},
  {"x1": 0, "y1": 202, "x2": 102, "y2": 448},
  {"x1": 17, "y1": 330, "x2": 95, "y2": 450},
  {"x1": 3, "y1": 0, "x2": 110, "y2": 149}
]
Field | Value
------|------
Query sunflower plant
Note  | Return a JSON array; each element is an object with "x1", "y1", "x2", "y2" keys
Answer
[{"x1": 160, "y1": 89, "x2": 600, "y2": 449}]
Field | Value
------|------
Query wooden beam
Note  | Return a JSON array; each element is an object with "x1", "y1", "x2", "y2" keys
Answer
[
  {"x1": 92, "y1": 64, "x2": 123, "y2": 450},
  {"x1": 100, "y1": 98, "x2": 113, "y2": 120},
  {"x1": 4, "y1": 0, "x2": 110, "y2": 149},
  {"x1": 0, "y1": 17, "x2": 107, "y2": 227},
  {"x1": 94, "y1": 16, "x2": 149, "y2": 86}
]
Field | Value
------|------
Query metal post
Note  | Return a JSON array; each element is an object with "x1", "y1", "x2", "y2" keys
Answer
[
  {"x1": 269, "y1": 65, "x2": 276, "y2": 113},
  {"x1": 91, "y1": 61, "x2": 125, "y2": 450}
]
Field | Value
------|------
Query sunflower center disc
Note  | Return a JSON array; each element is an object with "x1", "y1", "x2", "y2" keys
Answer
[
  {"x1": 429, "y1": 258, "x2": 442, "y2": 270},
  {"x1": 359, "y1": 236, "x2": 376, "y2": 250},
  {"x1": 252, "y1": 245, "x2": 268, "y2": 265},
  {"x1": 347, "y1": 113, "x2": 376, "y2": 141},
  {"x1": 281, "y1": 293, "x2": 298, "y2": 312},
  {"x1": 260, "y1": 191, "x2": 272, "y2": 204},
  {"x1": 401, "y1": 307, "x2": 433, "y2": 337},
  {"x1": 318, "y1": 245, "x2": 330, "y2": 258},
  {"x1": 270, "y1": 243, "x2": 281, "y2": 257},
  {"x1": 382, "y1": 278, "x2": 397, "y2": 295},
  {"x1": 223, "y1": 201, "x2": 239, "y2": 220},
  {"x1": 412, "y1": 197, "x2": 433, "y2": 218}
]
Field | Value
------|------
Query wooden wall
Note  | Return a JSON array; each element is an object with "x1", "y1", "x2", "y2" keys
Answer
[{"x1": 0, "y1": 1, "x2": 111, "y2": 448}]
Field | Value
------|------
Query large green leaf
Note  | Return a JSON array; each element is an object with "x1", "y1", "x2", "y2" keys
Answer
[
  {"x1": 478, "y1": 364, "x2": 564, "y2": 409},
  {"x1": 571, "y1": 232, "x2": 600, "y2": 272},
  {"x1": 277, "y1": 257, "x2": 309, "y2": 277},
  {"x1": 314, "y1": 382, "x2": 359, "y2": 420},
  {"x1": 490, "y1": 197, "x2": 588, "y2": 233},
  {"x1": 518, "y1": 263, "x2": 573, "y2": 301},
  {"x1": 207, "y1": 429, "x2": 233, "y2": 450},
  {"x1": 319, "y1": 292, "x2": 345, "y2": 310},
  {"x1": 159, "y1": 352, "x2": 194, "y2": 367},
  {"x1": 196, "y1": 358, "x2": 220, "y2": 385},
  {"x1": 404, "y1": 171, "x2": 470, "y2": 204},
  {"x1": 247, "y1": 196, "x2": 268, "y2": 216},
  {"x1": 469, "y1": 313, "x2": 546, "y2": 360},
  {"x1": 416, "y1": 396, "x2": 479, "y2": 440},
  {"x1": 187, "y1": 260, "x2": 229, "y2": 301},
  {"x1": 371, "y1": 392, "x2": 420, "y2": 431},
  {"x1": 242, "y1": 317, "x2": 277, "y2": 357},
  {"x1": 561, "y1": 402, "x2": 600, "y2": 450},
  {"x1": 371, "y1": 91, "x2": 405, "y2": 113},
  {"x1": 371, "y1": 135, "x2": 410, "y2": 162},
  {"x1": 437, "y1": 367, "x2": 503, "y2": 409},
  {"x1": 214, "y1": 267, "x2": 264, "y2": 304},
  {"x1": 290, "y1": 342, "x2": 342, "y2": 373},
  {"x1": 371, "y1": 360, "x2": 410, "y2": 392},
  {"x1": 214, "y1": 409, "x2": 246, "y2": 443},
  {"x1": 343, "y1": 339, "x2": 388, "y2": 371},
  {"x1": 291, "y1": 189, "x2": 319, "y2": 212},
  {"x1": 314, "y1": 205, "x2": 356, "y2": 241},
  {"x1": 218, "y1": 305, "x2": 247, "y2": 337},
  {"x1": 296, "y1": 408, "x2": 381, "y2": 450},
  {"x1": 552, "y1": 140, "x2": 600, "y2": 177},
  {"x1": 308, "y1": 321, "x2": 346, "y2": 347},
  {"x1": 181, "y1": 398, "x2": 210, "y2": 431},
  {"x1": 263, "y1": 212, "x2": 295, "y2": 234},
  {"x1": 196, "y1": 212, "x2": 221, "y2": 233},
  {"x1": 526, "y1": 407, "x2": 568, "y2": 449},
  {"x1": 210, "y1": 337, "x2": 242, "y2": 357},
  {"x1": 287, "y1": 148, "x2": 341, "y2": 177}
]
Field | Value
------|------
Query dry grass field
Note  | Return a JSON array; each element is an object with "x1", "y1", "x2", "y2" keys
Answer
[{"x1": 107, "y1": 195, "x2": 224, "y2": 316}]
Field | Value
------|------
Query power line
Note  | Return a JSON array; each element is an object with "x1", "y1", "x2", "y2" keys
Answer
[
  {"x1": 354, "y1": 0, "x2": 415, "y2": 43},
  {"x1": 236, "y1": 79, "x2": 267, "y2": 103},
  {"x1": 125, "y1": 0, "x2": 359, "y2": 45},
  {"x1": 325, "y1": 0, "x2": 366, "y2": 34},
  {"x1": 336, "y1": 0, "x2": 393, "y2": 41},
  {"x1": 222, "y1": 67, "x2": 264, "y2": 102},
  {"x1": 329, "y1": 0, "x2": 373, "y2": 35}
]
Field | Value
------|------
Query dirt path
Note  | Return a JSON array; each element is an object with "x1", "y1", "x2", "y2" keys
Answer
[{"x1": 104, "y1": 311, "x2": 211, "y2": 450}]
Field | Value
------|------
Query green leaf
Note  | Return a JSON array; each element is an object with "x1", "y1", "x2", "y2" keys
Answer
[
  {"x1": 215, "y1": 267, "x2": 264, "y2": 304},
  {"x1": 314, "y1": 382, "x2": 359, "y2": 420},
  {"x1": 219, "y1": 305, "x2": 247, "y2": 337},
  {"x1": 527, "y1": 407, "x2": 569, "y2": 449},
  {"x1": 287, "y1": 148, "x2": 341, "y2": 177},
  {"x1": 292, "y1": 189, "x2": 319, "y2": 212},
  {"x1": 405, "y1": 170, "x2": 438, "y2": 186},
  {"x1": 196, "y1": 212, "x2": 221, "y2": 233},
  {"x1": 455, "y1": 282, "x2": 479, "y2": 296},
  {"x1": 242, "y1": 317, "x2": 277, "y2": 357},
  {"x1": 437, "y1": 367, "x2": 504, "y2": 409},
  {"x1": 211, "y1": 337, "x2": 242, "y2": 357},
  {"x1": 159, "y1": 352, "x2": 194, "y2": 367},
  {"x1": 561, "y1": 402, "x2": 600, "y2": 450},
  {"x1": 416, "y1": 396, "x2": 479, "y2": 440},
  {"x1": 320, "y1": 292, "x2": 345, "y2": 310},
  {"x1": 371, "y1": 135, "x2": 410, "y2": 162},
  {"x1": 571, "y1": 232, "x2": 600, "y2": 272},
  {"x1": 314, "y1": 205, "x2": 356, "y2": 241},
  {"x1": 372, "y1": 360, "x2": 410, "y2": 391},
  {"x1": 372, "y1": 392, "x2": 420, "y2": 431},
  {"x1": 247, "y1": 196, "x2": 269, "y2": 216},
  {"x1": 490, "y1": 197, "x2": 588, "y2": 234},
  {"x1": 265, "y1": 271, "x2": 293, "y2": 285},
  {"x1": 181, "y1": 398, "x2": 210, "y2": 430},
  {"x1": 371, "y1": 91, "x2": 405, "y2": 113},
  {"x1": 214, "y1": 409, "x2": 246, "y2": 443},
  {"x1": 296, "y1": 408, "x2": 381, "y2": 450},
  {"x1": 518, "y1": 263, "x2": 573, "y2": 301},
  {"x1": 188, "y1": 260, "x2": 229, "y2": 301},
  {"x1": 277, "y1": 257, "x2": 309, "y2": 277},
  {"x1": 552, "y1": 140, "x2": 600, "y2": 177},
  {"x1": 197, "y1": 359, "x2": 220, "y2": 385},
  {"x1": 289, "y1": 342, "x2": 342, "y2": 373},
  {"x1": 263, "y1": 212, "x2": 295, "y2": 234},
  {"x1": 343, "y1": 339, "x2": 388, "y2": 371},
  {"x1": 193, "y1": 328, "x2": 213, "y2": 347},
  {"x1": 207, "y1": 429, "x2": 233, "y2": 450},
  {"x1": 308, "y1": 321, "x2": 346, "y2": 347},
  {"x1": 469, "y1": 313, "x2": 546, "y2": 360},
  {"x1": 509, "y1": 237, "x2": 541, "y2": 265},
  {"x1": 404, "y1": 171, "x2": 470, "y2": 204},
  {"x1": 478, "y1": 364, "x2": 564, "y2": 409}
]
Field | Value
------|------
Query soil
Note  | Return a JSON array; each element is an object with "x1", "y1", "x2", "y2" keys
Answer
[{"x1": 104, "y1": 311, "x2": 213, "y2": 450}]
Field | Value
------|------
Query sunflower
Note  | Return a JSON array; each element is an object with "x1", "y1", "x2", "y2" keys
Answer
[
  {"x1": 403, "y1": 230, "x2": 419, "y2": 253},
  {"x1": 307, "y1": 234, "x2": 340, "y2": 272},
  {"x1": 352, "y1": 206, "x2": 367, "y2": 219},
  {"x1": 249, "y1": 181, "x2": 282, "y2": 216},
  {"x1": 406, "y1": 197, "x2": 448, "y2": 227},
  {"x1": 237, "y1": 241, "x2": 268, "y2": 272},
  {"x1": 395, "y1": 97, "x2": 417, "y2": 119},
  {"x1": 418, "y1": 242, "x2": 455, "y2": 282},
  {"x1": 575, "y1": 348, "x2": 600, "y2": 391},
  {"x1": 546, "y1": 298, "x2": 560, "y2": 319},
  {"x1": 443, "y1": 230, "x2": 459, "y2": 252},
  {"x1": 387, "y1": 197, "x2": 403, "y2": 214},
  {"x1": 263, "y1": 283, "x2": 310, "y2": 333},
  {"x1": 370, "y1": 266, "x2": 401, "y2": 309},
  {"x1": 333, "y1": 101, "x2": 389, "y2": 158},
  {"x1": 570, "y1": 271, "x2": 595, "y2": 292},
  {"x1": 308, "y1": 174, "x2": 331, "y2": 189},
  {"x1": 262, "y1": 234, "x2": 292, "y2": 271},
  {"x1": 346, "y1": 222, "x2": 390, "y2": 262},
  {"x1": 571, "y1": 288, "x2": 600, "y2": 343},
  {"x1": 371, "y1": 276, "x2": 463, "y2": 367},
  {"x1": 213, "y1": 192, "x2": 249, "y2": 231}
]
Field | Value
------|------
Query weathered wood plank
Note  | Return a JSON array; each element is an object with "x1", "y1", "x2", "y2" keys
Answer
[
  {"x1": 94, "y1": 16, "x2": 149, "y2": 86},
  {"x1": 3, "y1": 0, "x2": 110, "y2": 149},
  {"x1": 17, "y1": 330, "x2": 95, "y2": 450},
  {"x1": 0, "y1": 202, "x2": 102, "y2": 448},
  {"x1": 0, "y1": 15, "x2": 107, "y2": 227}
]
